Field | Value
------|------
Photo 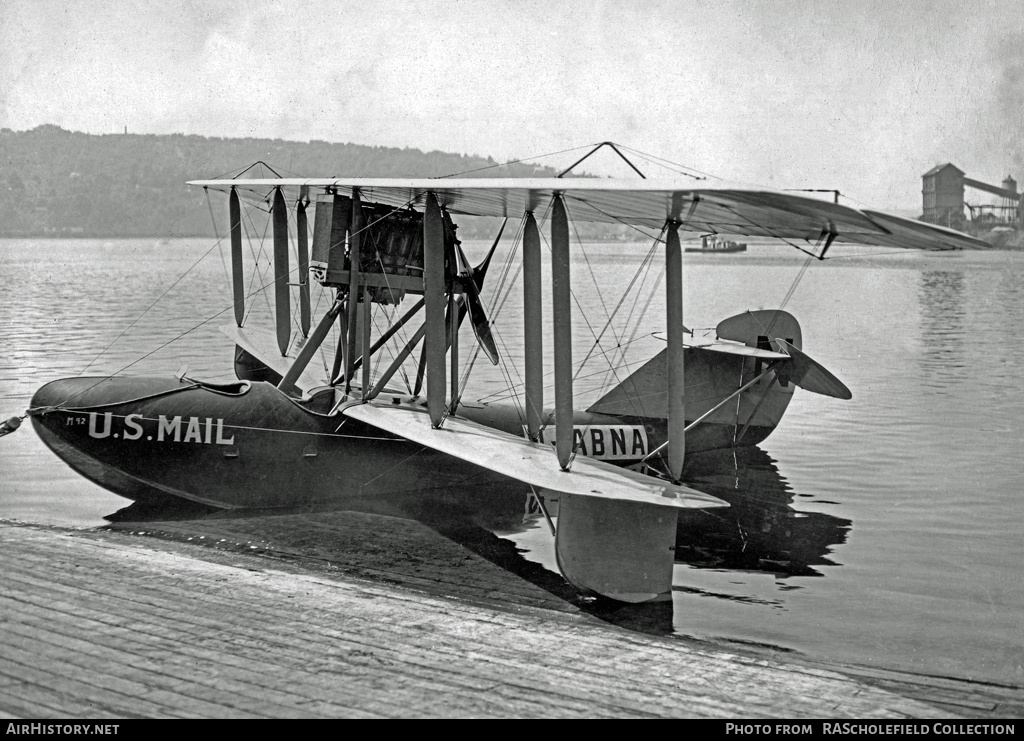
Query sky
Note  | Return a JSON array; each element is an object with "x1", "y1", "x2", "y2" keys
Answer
[{"x1": 1, "y1": 0, "x2": 1021, "y2": 209}]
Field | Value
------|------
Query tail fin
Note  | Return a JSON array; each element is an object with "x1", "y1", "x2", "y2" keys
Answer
[
  {"x1": 716, "y1": 309, "x2": 803, "y2": 353},
  {"x1": 719, "y1": 310, "x2": 851, "y2": 400}
]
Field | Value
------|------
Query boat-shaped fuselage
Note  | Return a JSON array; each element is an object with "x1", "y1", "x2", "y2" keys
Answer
[{"x1": 30, "y1": 339, "x2": 789, "y2": 510}]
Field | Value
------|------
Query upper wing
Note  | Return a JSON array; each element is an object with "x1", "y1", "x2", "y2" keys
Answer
[
  {"x1": 341, "y1": 400, "x2": 728, "y2": 510},
  {"x1": 188, "y1": 176, "x2": 990, "y2": 251},
  {"x1": 858, "y1": 209, "x2": 984, "y2": 251}
]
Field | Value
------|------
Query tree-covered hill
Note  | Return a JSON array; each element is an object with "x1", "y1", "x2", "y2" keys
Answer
[{"x1": 0, "y1": 125, "x2": 569, "y2": 238}]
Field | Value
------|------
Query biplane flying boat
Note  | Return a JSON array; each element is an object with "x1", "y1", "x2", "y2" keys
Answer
[{"x1": 24, "y1": 161, "x2": 989, "y2": 603}]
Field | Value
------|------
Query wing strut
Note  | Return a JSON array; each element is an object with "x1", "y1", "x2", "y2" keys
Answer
[
  {"x1": 551, "y1": 195, "x2": 574, "y2": 469},
  {"x1": 368, "y1": 318, "x2": 428, "y2": 400},
  {"x1": 523, "y1": 212, "x2": 544, "y2": 442},
  {"x1": 345, "y1": 297, "x2": 425, "y2": 382},
  {"x1": 296, "y1": 191, "x2": 311, "y2": 336},
  {"x1": 272, "y1": 188, "x2": 290, "y2": 355},
  {"x1": 360, "y1": 283, "x2": 372, "y2": 394},
  {"x1": 449, "y1": 289, "x2": 459, "y2": 414},
  {"x1": 278, "y1": 299, "x2": 343, "y2": 394},
  {"x1": 424, "y1": 192, "x2": 447, "y2": 427},
  {"x1": 665, "y1": 221, "x2": 686, "y2": 481},
  {"x1": 345, "y1": 191, "x2": 363, "y2": 395},
  {"x1": 557, "y1": 141, "x2": 647, "y2": 179},
  {"x1": 329, "y1": 301, "x2": 348, "y2": 385},
  {"x1": 229, "y1": 188, "x2": 244, "y2": 327}
]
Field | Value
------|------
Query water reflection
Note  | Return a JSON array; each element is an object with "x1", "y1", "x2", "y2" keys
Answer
[
  {"x1": 105, "y1": 497, "x2": 223, "y2": 522},
  {"x1": 676, "y1": 447, "x2": 851, "y2": 579},
  {"x1": 919, "y1": 270, "x2": 967, "y2": 386},
  {"x1": 100, "y1": 444, "x2": 851, "y2": 636},
  {"x1": 102, "y1": 479, "x2": 587, "y2": 613}
]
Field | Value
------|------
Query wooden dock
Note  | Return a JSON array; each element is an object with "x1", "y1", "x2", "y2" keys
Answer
[{"x1": 1, "y1": 512, "x2": 1021, "y2": 719}]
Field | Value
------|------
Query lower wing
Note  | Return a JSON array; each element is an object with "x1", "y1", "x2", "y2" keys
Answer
[{"x1": 342, "y1": 401, "x2": 728, "y2": 510}]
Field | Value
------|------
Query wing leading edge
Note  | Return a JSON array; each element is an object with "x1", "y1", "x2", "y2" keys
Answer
[
  {"x1": 341, "y1": 401, "x2": 728, "y2": 510},
  {"x1": 188, "y1": 176, "x2": 990, "y2": 252}
]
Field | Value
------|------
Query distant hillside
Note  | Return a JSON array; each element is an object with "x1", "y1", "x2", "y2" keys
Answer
[{"x1": 0, "y1": 125, "x2": 574, "y2": 239}]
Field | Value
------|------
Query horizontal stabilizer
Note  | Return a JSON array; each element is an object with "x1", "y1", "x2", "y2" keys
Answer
[
  {"x1": 774, "y1": 339, "x2": 852, "y2": 400},
  {"x1": 221, "y1": 325, "x2": 326, "y2": 394},
  {"x1": 652, "y1": 332, "x2": 789, "y2": 359},
  {"x1": 342, "y1": 401, "x2": 728, "y2": 510}
]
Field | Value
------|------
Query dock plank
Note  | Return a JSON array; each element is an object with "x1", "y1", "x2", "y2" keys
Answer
[{"x1": 0, "y1": 518, "x2": 1017, "y2": 718}]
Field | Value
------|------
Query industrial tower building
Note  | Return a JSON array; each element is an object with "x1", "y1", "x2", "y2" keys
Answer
[{"x1": 922, "y1": 164, "x2": 1021, "y2": 231}]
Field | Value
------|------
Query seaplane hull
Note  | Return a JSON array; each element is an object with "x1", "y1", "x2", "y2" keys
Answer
[
  {"x1": 29, "y1": 376, "x2": 513, "y2": 509},
  {"x1": 29, "y1": 344, "x2": 787, "y2": 511}
]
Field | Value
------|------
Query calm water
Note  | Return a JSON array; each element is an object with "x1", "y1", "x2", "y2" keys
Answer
[{"x1": 1, "y1": 236, "x2": 1022, "y2": 686}]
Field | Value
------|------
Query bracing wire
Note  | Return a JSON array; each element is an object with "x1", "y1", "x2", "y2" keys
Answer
[
  {"x1": 206, "y1": 189, "x2": 232, "y2": 291},
  {"x1": 76, "y1": 191, "x2": 236, "y2": 378},
  {"x1": 567, "y1": 214, "x2": 632, "y2": 378},
  {"x1": 457, "y1": 216, "x2": 527, "y2": 401},
  {"x1": 473, "y1": 335, "x2": 652, "y2": 404},
  {"x1": 242, "y1": 202, "x2": 274, "y2": 322},
  {"x1": 595, "y1": 232, "x2": 665, "y2": 401},
  {"x1": 574, "y1": 227, "x2": 664, "y2": 391},
  {"x1": 462, "y1": 215, "x2": 530, "y2": 423},
  {"x1": 57, "y1": 196, "x2": 321, "y2": 407},
  {"x1": 613, "y1": 144, "x2": 714, "y2": 181},
  {"x1": 436, "y1": 143, "x2": 600, "y2": 179},
  {"x1": 546, "y1": 201, "x2": 631, "y2": 400}
]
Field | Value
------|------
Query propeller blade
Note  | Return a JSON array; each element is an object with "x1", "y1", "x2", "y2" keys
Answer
[
  {"x1": 458, "y1": 241, "x2": 501, "y2": 366},
  {"x1": 417, "y1": 219, "x2": 507, "y2": 392},
  {"x1": 474, "y1": 217, "x2": 506, "y2": 279},
  {"x1": 464, "y1": 287, "x2": 499, "y2": 365},
  {"x1": 453, "y1": 232, "x2": 502, "y2": 366},
  {"x1": 773, "y1": 339, "x2": 852, "y2": 400},
  {"x1": 413, "y1": 341, "x2": 427, "y2": 397}
]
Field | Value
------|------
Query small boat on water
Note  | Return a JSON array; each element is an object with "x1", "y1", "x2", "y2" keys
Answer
[{"x1": 686, "y1": 235, "x2": 747, "y2": 253}]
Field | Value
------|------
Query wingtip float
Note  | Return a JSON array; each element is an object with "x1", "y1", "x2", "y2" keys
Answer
[{"x1": 24, "y1": 171, "x2": 983, "y2": 603}]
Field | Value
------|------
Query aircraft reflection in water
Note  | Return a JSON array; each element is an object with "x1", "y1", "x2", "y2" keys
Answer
[
  {"x1": 102, "y1": 443, "x2": 849, "y2": 636},
  {"x1": 674, "y1": 447, "x2": 850, "y2": 578}
]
